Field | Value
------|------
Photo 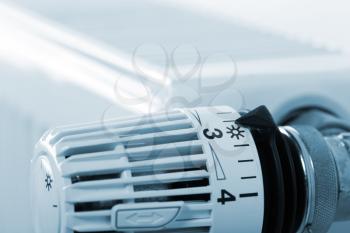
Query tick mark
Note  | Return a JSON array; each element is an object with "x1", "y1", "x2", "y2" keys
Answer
[
  {"x1": 241, "y1": 176, "x2": 257, "y2": 180},
  {"x1": 240, "y1": 193, "x2": 259, "y2": 198},
  {"x1": 223, "y1": 120, "x2": 236, "y2": 123},
  {"x1": 234, "y1": 144, "x2": 250, "y2": 147},
  {"x1": 238, "y1": 159, "x2": 254, "y2": 163}
]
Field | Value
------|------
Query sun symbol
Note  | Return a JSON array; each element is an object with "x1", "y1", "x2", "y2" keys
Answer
[
  {"x1": 45, "y1": 174, "x2": 53, "y2": 191},
  {"x1": 226, "y1": 125, "x2": 245, "y2": 140}
]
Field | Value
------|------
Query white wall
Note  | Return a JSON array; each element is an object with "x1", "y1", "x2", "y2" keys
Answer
[{"x1": 161, "y1": 0, "x2": 350, "y2": 53}]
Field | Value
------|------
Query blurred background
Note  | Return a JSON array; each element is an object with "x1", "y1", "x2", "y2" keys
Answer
[{"x1": 1, "y1": 0, "x2": 350, "y2": 232}]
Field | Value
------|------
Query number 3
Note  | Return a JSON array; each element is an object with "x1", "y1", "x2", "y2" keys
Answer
[{"x1": 203, "y1": 128, "x2": 223, "y2": 140}]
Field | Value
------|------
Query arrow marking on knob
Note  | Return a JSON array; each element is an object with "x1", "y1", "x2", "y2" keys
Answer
[
  {"x1": 190, "y1": 110, "x2": 202, "y2": 126},
  {"x1": 209, "y1": 144, "x2": 226, "y2": 180}
]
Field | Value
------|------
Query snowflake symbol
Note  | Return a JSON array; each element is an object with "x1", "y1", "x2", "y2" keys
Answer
[
  {"x1": 226, "y1": 125, "x2": 245, "y2": 140},
  {"x1": 45, "y1": 174, "x2": 53, "y2": 191}
]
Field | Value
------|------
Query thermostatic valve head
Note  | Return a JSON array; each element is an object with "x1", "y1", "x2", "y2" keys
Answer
[
  {"x1": 31, "y1": 106, "x2": 265, "y2": 233},
  {"x1": 31, "y1": 105, "x2": 350, "y2": 233}
]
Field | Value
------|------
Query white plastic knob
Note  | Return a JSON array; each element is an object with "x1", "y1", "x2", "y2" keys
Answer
[{"x1": 31, "y1": 106, "x2": 264, "y2": 233}]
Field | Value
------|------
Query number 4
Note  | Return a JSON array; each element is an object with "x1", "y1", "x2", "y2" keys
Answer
[{"x1": 217, "y1": 189, "x2": 236, "y2": 205}]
